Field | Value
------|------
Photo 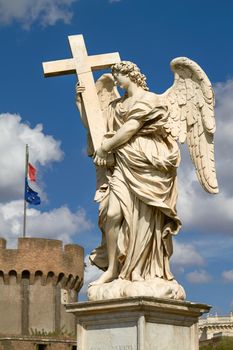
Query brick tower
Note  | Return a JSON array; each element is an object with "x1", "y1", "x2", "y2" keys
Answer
[{"x1": 0, "y1": 237, "x2": 84, "y2": 349}]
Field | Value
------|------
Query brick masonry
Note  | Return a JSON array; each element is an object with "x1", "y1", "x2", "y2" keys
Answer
[{"x1": 0, "y1": 237, "x2": 84, "y2": 345}]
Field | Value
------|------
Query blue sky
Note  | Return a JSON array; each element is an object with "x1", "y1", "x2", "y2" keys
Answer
[{"x1": 0, "y1": 0, "x2": 233, "y2": 313}]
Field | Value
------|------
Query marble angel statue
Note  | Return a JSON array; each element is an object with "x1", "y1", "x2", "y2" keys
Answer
[{"x1": 76, "y1": 58, "x2": 218, "y2": 301}]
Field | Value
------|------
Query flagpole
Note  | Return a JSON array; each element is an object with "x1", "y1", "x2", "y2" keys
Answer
[{"x1": 23, "y1": 144, "x2": 29, "y2": 238}]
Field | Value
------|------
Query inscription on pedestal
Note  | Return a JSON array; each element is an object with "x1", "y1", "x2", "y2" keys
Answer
[{"x1": 86, "y1": 323, "x2": 137, "y2": 350}]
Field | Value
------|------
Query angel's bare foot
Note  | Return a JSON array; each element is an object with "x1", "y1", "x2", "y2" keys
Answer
[
  {"x1": 131, "y1": 270, "x2": 144, "y2": 282},
  {"x1": 89, "y1": 269, "x2": 118, "y2": 286}
]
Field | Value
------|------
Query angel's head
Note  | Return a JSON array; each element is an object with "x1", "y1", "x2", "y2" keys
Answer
[{"x1": 111, "y1": 61, "x2": 149, "y2": 91}]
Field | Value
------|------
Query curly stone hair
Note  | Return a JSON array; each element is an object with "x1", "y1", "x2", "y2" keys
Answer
[{"x1": 111, "y1": 61, "x2": 149, "y2": 91}]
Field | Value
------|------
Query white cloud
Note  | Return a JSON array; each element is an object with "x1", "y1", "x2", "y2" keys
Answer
[
  {"x1": 191, "y1": 236, "x2": 233, "y2": 262},
  {"x1": 177, "y1": 79, "x2": 233, "y2": 235},
  {"x1": 214, "y1": 80, "x2": 233, "y2": 197},
  {"x1": 186, "y1": 270, "x2": 212, "y2": 284},
  {"x1": 171, "y1": 239, "x2": 204, "y2": 267},
  {"x1": 0, "y1": 113, "x2": 63, "y2": 203},
  {"x1": 0, "y1": 113, "x2": 93, "y2": 248},
  {"x1": 222, "y1": 269, "x2": 233, "y2": 283},
  {"x1": 0, "y1": 0, "x2": 77, "y2": 28},
  {"x1": 0, "y1": 200, "x2": 92, "y2": 248}
]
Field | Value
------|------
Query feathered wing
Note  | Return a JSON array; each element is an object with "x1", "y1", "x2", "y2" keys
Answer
[
  {"x1": 94, "y1": 74, "x2": 120, "y2": 196},
  {"x1": 162, "y1": 57, "x2": 218, "y2": 194},
  {"x1": 95, "y1": 73, "x2": 120, "y2": 124}
]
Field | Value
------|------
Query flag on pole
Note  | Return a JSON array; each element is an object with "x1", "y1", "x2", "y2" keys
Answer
[
  {"x1": 24, "y1": 156, "x2": 41, "y2": 206},
  {"x1": 28, "y1": 163, "x2": 37, "y2": 182},
  {"x1": 25, "y1": 178, "x2": 41, "y2": 205},
  {"x1": 23, "y1": 144, "x2": 41, "y2": 238}
]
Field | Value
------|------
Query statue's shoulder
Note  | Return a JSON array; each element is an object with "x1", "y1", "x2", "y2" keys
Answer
[
  {"x1": 140, "y1": 91, "x2": 160, "y2": 105},
  {"x1": 145, "y1": 91, "x2": 169, "y2": 107}
]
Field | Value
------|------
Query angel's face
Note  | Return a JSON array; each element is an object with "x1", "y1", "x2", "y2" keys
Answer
[{"x1": 113, "y1": 72, "x2": 132, "y2": 90}]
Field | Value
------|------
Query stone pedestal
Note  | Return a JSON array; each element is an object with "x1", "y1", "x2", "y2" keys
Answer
[{"x1": 66, "y1": 297, "x2": 210, "y2": 350}]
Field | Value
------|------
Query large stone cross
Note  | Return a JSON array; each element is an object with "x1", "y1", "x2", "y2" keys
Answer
[{"x1": 42, "y1": 34, "x2": 121, "y2": 150}]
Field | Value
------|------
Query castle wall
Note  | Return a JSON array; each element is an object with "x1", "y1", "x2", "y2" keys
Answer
[
  {"x1": 0, "y1": 237, "x2": 84, "y2": 337},
  {"x1": 0, "y1": 238, "x2": 84, "y2": 279},
  {"x1": 0, "y1": 273, "x2": 21, "y2": 335},
  {"x1": 60, "y1": 289, "x2": 77, "y2": 334},
  {"x1": 0, "y1": 337, "x2": 77, "y2": 350},
  {"x1": 29, "y1": 282, "x2": 55, "y2": 332}
]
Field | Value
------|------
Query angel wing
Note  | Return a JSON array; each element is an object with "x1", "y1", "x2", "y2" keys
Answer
[
  {"x1": 95, "y1": 73, "x2": 120, "y2": 159},
  {"x1": 162, "y1": 57, "x2": 218, "y2": 194},
  {"x1": 93, "y1": 73, "x2": 120, "y2": 198},
  {"x1": 95, "y1": 73, "x2": 120, "y2": 112}
]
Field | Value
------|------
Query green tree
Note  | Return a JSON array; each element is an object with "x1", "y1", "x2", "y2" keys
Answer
[{"x1": 200, "y1": 337, "x2": 233, "y2": 350}]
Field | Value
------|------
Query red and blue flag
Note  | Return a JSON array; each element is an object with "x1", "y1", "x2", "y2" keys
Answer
[{"x1": 25, "y1": 163, "x2": 41, "y2": 205}]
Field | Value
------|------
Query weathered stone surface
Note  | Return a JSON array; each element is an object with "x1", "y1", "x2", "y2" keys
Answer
[
  {"x1": 66, "y1": 296, "x2": 211, "y2": 350},
  {"x1": 199, "y1": 313, "x2": 233, "y2": 341},
  {"x1": 0, "y1": 237, "x2": 84, "y2": 336},
  {"x1": 0, "y1": 238, "x2": 84, "y2": 285},
  {"x1": 0, "y1": 336, "x2": 76, "y2": 350}
]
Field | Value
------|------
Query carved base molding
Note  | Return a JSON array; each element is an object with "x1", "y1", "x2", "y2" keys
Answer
[{"x1": 66, "y1": 296, "x2": 210, "y2": 350}]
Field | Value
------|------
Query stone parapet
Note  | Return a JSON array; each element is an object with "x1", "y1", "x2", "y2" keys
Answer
[
  {"x1": 0, "y1": 237, "x2": 84, "y2": 290},
  {"x1": 0, "y1": 237, "x2": 84, "y2": 336},
  {"x1": 0, "y1": 335, "x2": 76, "y2": 350}
]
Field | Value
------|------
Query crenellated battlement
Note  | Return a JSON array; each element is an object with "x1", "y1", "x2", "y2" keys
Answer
[{"x1": 0, "y1": 237, "x2": 84, "y2": 291}]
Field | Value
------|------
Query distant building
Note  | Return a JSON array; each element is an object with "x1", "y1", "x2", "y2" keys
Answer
[
  {"x1": 0, "y1": 237, "x2": 84, "y2": 350},
  {"x1": 199, "y1": 313, "x2": 233, "y2": 341}
]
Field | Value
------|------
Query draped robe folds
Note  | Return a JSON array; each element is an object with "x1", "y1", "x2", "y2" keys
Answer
[{"x1": 90, "y1": 92, "x2": 182, "y2": 281}]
